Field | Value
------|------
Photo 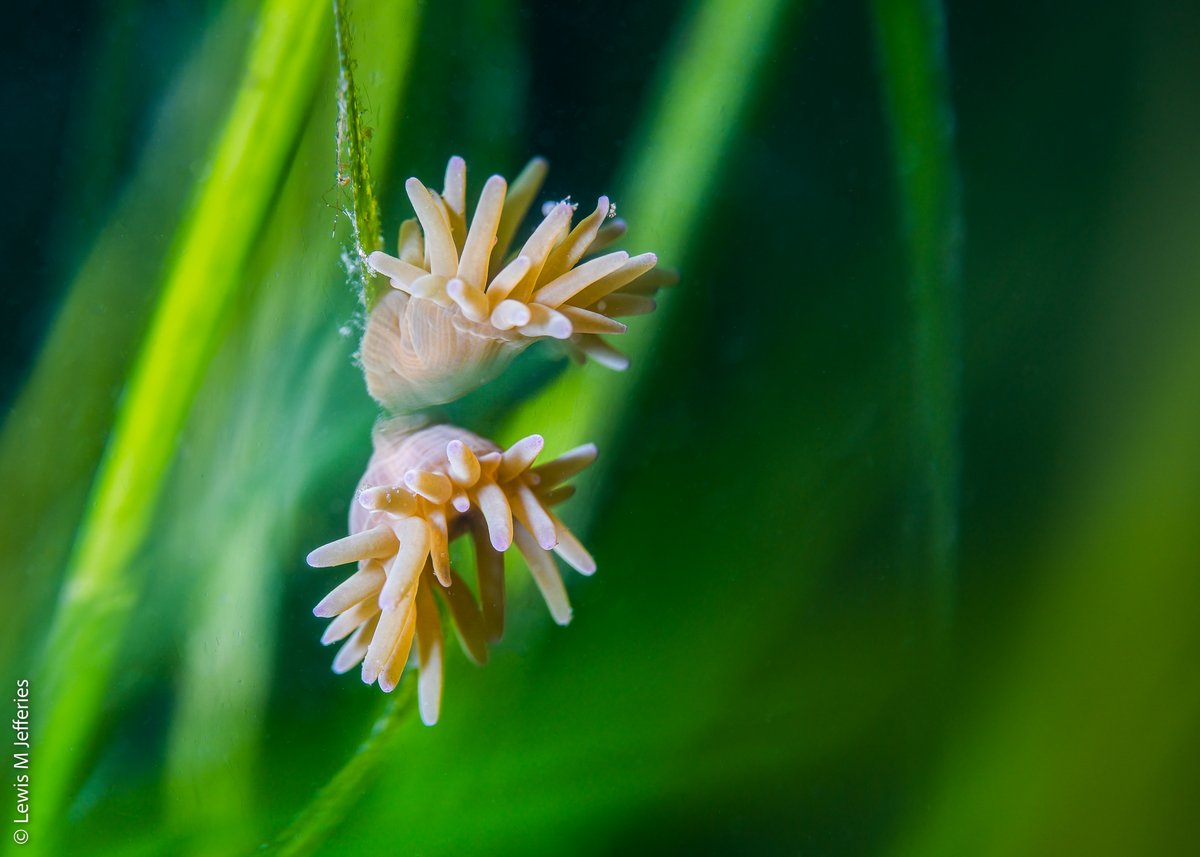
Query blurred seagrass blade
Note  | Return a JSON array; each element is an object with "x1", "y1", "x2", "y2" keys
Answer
[
  {"x1": 161, "y1": 109, "x2": 352, "y2": 852},
  {"x1": 896, "y1": 338, "x2": 1200, "y2": 853},
  {"x1": 499, "y1": 0, "x2": 797, "y2": 513},
  {"x1": 893, "y1": 235, "x2": 1200, "y2": 857},
  {"x1": 162, "y1": 1, "x2": 420, "y2": 849},
  {"x1": 0, "y1": 0, "x2": 253, "y2": 694},
  {"x1": 162, "y1": 287, "x2": 363, "y2": 853},
  {"x1": 871, "y1": 0, "x2": 964, "y2": 634},
  {"x1": 26, "y1": 1, "x2": 331, "y2": 850},
  {"x1": 895, "y1": 18, "x2": 1200, "y2": 850}
]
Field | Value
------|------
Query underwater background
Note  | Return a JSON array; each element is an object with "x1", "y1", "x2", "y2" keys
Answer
[{"x1": 4, "y1": 0, "x2": 1200, "y2": 854}]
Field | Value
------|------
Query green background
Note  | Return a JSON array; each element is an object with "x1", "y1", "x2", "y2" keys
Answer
[{"x1": 3, "y1": 0, "x2": 1200, "y2": 854}]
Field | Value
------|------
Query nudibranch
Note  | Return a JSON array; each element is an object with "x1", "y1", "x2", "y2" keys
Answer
[
  {"x1": 309, "y1": 154, "x2": 675, "y2": 722},
  {"x1": 307, "y1": 420, "x2": 597, "y2": 725},
  {"x1": 360, "y1": 156, "x2": 677, "y2": 410}
]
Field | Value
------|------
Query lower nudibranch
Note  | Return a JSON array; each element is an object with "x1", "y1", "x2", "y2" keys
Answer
[
  {"x1": 360, "y1": 156, "x2": 677, "y2": 411},
  {"x1": 307, "y1": 420, "x2": 597, "y2": 725}
]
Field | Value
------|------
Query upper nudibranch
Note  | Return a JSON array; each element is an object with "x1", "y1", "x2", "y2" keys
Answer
[{"x1": 360, "y1": 156, "x2": 677, "y2": 412}]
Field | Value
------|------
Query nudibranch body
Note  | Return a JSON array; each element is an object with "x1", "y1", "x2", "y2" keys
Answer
[
  {"x1": 307, "y1": 421, "x2": 597, "y2": 725},
  {"x1": 360, "y1": 156, "x2": 677, "y2": 410}
]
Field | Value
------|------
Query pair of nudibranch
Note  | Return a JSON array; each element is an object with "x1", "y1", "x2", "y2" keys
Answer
[{"x1": 307, "y1": 156, "x2": 674, "y2": 725}]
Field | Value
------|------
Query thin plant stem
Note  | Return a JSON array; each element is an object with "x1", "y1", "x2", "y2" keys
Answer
[
  {"x1": 263, "y1": 688, "x2": 416, "y2": 857},
  {"x1": 334, "y1": 0, "x2": 385, "y2": 309}
]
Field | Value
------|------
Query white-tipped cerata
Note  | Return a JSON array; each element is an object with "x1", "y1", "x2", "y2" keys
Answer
[
  {"x1": 308, "y1": 420, "x2": 600, "y2": 721},
  {"x1": 360, "y1": 156, "x2": 677, "y2": 411}
]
